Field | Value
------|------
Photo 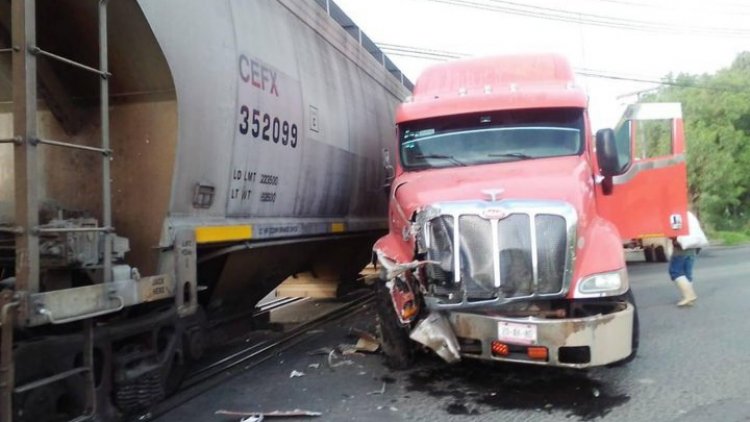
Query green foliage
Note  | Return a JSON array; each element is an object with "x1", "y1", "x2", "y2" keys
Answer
[
  {"x1": 641, "y1": 52, "x2": 750, "y2": 232},
  {"x1": 708, "y1": 230, "x2": 750, "y2": 246},
  {"x1": 637, "y1": 120, "x2": 672, "y2": 158}
]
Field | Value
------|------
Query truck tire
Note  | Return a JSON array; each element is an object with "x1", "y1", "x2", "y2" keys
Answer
[
  {"x1": 654, "y1": 245, "x2": 667, "y2": 262},
  {"x1": 375, "y1": 281, "x2": 415, "y2": 369},
  {"x1": 643, "y1": 246, "x2": 655, "y2": 263},
  {"x1": 609, "y1": 289, "x2": 639, "y2": 367}
]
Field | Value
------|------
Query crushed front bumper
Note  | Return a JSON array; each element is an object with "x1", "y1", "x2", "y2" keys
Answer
[{"x1": 448, "y1": 303, "x2": 634, "y2": 368}]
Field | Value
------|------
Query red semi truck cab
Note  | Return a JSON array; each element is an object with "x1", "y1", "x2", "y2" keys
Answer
[{"x1": 374, "y1": 54, "x2": 688, "y2": 368}]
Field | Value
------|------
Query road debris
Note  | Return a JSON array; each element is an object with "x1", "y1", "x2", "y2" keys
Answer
[
  {"x1": 308, "y1": 363, "x2": 320, "y2": 369},
  {"x1": 289, "y1": 370, "x2": 305, "y2": 378},
  {"x1": 337, "y1": 329, "x2": 380, "y2": 356},
  {"x1": 339, "y1": 344, "x2": 365, "y2": 356},
  {"x1": 307, "y1": 347, "x2": 334, "y2": 356},
  {"x1": 216, "y1": 409, "x2": 322, "y2": 419},
  {"x1": 367, "y1": 382, "x2": 387, "y2": 395},
  {"x1": 327, "y1": 349, "x2": 354, "y2": 368},
  {"x1": 349, "y1": 329, "x2": 380, "y2": 353}
]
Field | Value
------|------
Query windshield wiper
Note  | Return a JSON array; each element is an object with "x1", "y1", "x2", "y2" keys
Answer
[
  {"x1": 487, "y1": 152, "x2": 534, "y2": 160},
  {"x1": 414, "y1": 154, "x2": 467, "y2": 167}
]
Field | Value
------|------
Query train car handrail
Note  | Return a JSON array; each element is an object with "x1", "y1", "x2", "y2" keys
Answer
[
  {"x1": 314, "y1": 0, "x2": 414, "y2": 91},
  {"x1": 37, "y1": 295, "x2": 124, "y2": 325}
]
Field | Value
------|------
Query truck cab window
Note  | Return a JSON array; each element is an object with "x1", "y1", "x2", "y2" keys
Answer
[
  {"x1": 635, "y1": 119, "x2": 673, "y2": 159},
  {"x1": 614, "y1": 120, "x2": 632, "y2": 171},
  {"x1": 400, "y1": 108, "x2": 585, "y2": 170}
]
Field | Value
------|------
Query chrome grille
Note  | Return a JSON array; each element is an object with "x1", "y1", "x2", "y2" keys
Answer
[
  {"x1": 458, "y1": 216, "x2": 495, "y2": 298},
  {"x1": 421, "y1": 200, "x2": 577, "y2": 308},
  {"x1": 498, "y1": 214, "x2": 534, "y2": 298},
  {"x1": 535, "y1": 214, "x2": 567, "y2": 294},
  {"x1": 425, "y1": 216, "x2": 455, "y2": 287}
]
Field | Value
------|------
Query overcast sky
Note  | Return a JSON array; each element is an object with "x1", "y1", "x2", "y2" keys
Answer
[{"x1": 333, "y1": 0, "x2": 749, "y2": 129}]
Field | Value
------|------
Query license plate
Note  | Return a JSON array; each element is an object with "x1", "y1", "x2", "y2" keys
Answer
[{"x1": 497, "y1": 321, "x2": 537, "y2": 345}]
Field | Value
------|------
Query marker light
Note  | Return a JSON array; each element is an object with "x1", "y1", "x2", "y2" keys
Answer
[
  {"x1": 401, "y1": 301, "x2": 418, "y2": 321},
  {"x1": 527, "y1": 346, "x2": 549, "y2": 361},
  {"x1": 491, "y1": 341, "x2": 509, "y2": 357}
]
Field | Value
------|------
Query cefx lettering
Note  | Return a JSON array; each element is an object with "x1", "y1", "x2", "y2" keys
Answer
[{"x1": 239, "y1": 55, "x2": 279, "y2": 97}]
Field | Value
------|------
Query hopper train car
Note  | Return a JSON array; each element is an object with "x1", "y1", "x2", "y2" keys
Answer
[{"x1": 0, "y1": 0, "x2": 410, "y2": 420}]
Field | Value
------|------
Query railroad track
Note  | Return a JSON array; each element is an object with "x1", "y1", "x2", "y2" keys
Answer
[{"x1": 148, "y1": 291, "x2": 375, "y2": 420}]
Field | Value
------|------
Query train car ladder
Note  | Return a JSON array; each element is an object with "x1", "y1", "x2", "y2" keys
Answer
[{"x1": 1, "y1": 0, "x2": 113, "y2": 420}]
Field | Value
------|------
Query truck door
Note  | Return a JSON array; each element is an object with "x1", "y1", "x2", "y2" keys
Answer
[{"x1": 596, "y1": 103, "x2": 689, "y2": 241}]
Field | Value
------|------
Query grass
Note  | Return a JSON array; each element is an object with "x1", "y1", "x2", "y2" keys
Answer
[{"x1": 710, "y1": 230, "x2": 750, "y2": 246}]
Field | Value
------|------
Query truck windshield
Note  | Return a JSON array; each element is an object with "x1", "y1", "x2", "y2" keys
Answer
[{"x1": 399, "y1": 108, "x2": 585, "y2": 170}]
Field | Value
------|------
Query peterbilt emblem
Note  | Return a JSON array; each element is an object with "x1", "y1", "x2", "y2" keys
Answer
[
  {"x1": 481, "y1": 208, "x2": 508, "y2": 220},
  {"x1": 482, "y1": 188, "x2": 505, "y2": 202}
]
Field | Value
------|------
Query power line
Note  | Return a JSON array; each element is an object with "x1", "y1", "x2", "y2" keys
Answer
[
  {"x1": 428, "y1": 0, "x2": 750, "y2": 37},
  {"x1": 471, "y1": 0, "x2": 750, "y2": 35},
  {"x1": 377, "y1": 43, "x2": 466, "y2": 60},
  {"x1": 591, "y1": 0, "x2": 750, "y2": 13}
]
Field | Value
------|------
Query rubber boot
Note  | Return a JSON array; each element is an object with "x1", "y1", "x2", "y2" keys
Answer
[{"x1": 675, "y1": 276, "x2": 697, "y2": 307}]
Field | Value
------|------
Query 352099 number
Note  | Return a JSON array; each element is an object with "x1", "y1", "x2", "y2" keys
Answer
[{"x1": 239, "y1": 106, "x2": 298, "y2": 148}]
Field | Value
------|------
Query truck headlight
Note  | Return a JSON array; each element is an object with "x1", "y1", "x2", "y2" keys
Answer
[{"x1": 576, "y1": 268, "x2": 628, "y2": 297}]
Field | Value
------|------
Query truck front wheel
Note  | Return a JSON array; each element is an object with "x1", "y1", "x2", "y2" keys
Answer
[
  {"x1": 609, "y1": 289, "x2": 639, "y2": 367},
  {"x1": 375, "y1": 281, "x2": 415, "y2": 369}
]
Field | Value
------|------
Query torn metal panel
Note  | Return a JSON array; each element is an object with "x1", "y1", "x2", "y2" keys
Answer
[
  {"x1": 409, "y1": 312, "x2": 461, "y2": 363},
  {"x1": 375, "y1": 250, "x2": 435, "y2": 280}
]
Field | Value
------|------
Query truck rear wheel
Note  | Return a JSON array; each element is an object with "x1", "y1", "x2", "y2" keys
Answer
[
  {"x1": 644, "y1": 246, "x2": 655, "y2": 263},
  {"x1": 375, "y1": 281, "x2": 415, "y2": 369},
  {"x1": 654, "y1": 243, "x2": 673, "y2": 262},
  {"x1": 609, "y1": 289, "x2": 639, "y2": 367}
]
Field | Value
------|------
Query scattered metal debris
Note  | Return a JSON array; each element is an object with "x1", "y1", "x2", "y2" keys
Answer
[
  {"x1": 349, "y1": 328, "x2": 380, "y2": 353},
  {"x1": 307, "y1": 347, "x2": 334, "y2": 356},
  {"x1": 337, "y1": 328, "x2": 380, "y2": 356},
  {"x1": 289, "y1": 370, "x2": 305, "y2": 378},
  {"x1": 216, "y1": 409, "x2": 322, "y2": 419},
  {"x1": 308, "y1": 363, "x2": 320, "y2": 369},
  {"x1": 367, "y1": 382, "x2": 387, "y2": 395},
  {"x1": 339, "y1": 344, "x2": 366, "y2": 356},
  {"x1": 327, "y1": 349, "x2": 355, "y2": 368}
]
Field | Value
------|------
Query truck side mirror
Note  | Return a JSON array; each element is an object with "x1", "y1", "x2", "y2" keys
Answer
[
  {"x1": 595, "y1": 128, "x2": 621, "y2": 195},
  {"x1": 382, "y1": 148, "x2": 395, "y2": 195},
  {"x1": 596, "y1": 128, "x2": 621, "y2": 176}
]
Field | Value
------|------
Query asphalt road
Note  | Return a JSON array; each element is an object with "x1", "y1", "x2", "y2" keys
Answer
[{"x1": 159, "y1": 245, "x2": 750, "y2": 422}]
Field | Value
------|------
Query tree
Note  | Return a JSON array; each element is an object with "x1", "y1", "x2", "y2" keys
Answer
[{"x1": 641, "y1": 52, "x2": 750, "y2": 231}]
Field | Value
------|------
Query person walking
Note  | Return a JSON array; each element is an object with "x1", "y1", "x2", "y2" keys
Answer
[{"x1": 670, "y1": 211, "x2": 708, "y2": 307}]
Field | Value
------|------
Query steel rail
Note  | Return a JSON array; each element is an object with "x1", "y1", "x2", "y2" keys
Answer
[{"x1": 148, "y1": 292, "x2": 374, "y2": 420}]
